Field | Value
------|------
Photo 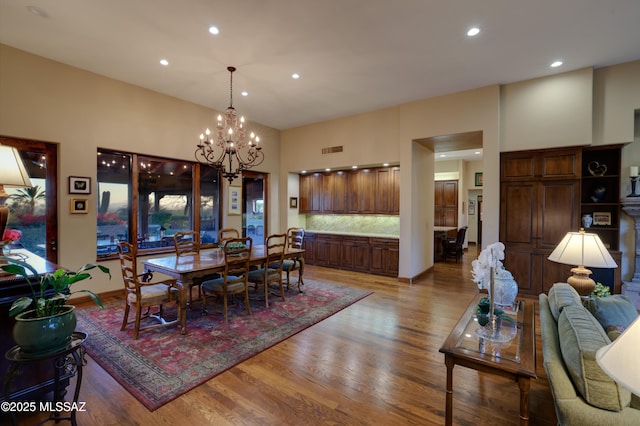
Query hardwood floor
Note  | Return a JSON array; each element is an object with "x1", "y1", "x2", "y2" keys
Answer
[{"x1": 10, "y1": 244, "x2": 558, "y2": 425}]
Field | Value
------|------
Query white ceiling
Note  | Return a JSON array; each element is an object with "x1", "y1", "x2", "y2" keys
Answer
[{"x1": 1, "y1": 0, "x2": 640, "y2": 133}]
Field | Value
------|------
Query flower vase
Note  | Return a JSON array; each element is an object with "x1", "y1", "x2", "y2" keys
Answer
[{"x1": 493, "y1": 275, "x2": 518, "y2": 307}]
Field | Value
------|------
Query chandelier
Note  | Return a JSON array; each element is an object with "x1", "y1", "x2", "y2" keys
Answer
[{"x1": 196, "y1": 66, "x2": 264, "y2": 183}]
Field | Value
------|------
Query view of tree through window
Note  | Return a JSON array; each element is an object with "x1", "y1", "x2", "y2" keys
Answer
[{"x1": 97, "y1": 149, "x2": 221, "y2": 257}]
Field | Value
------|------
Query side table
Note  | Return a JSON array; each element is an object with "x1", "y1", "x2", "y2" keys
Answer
[{"x1": 3, "y1": 331, "x2": 88, "y2": 426}]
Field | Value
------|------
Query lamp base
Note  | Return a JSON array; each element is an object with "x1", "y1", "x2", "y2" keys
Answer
[{"x1": 567, "y1": 266, "x2": 595, "y2": 297}]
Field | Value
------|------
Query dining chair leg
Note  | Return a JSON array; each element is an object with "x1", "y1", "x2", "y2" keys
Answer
[{"x1": 120, "y1": 303, "x2": 130, "y2": 331}]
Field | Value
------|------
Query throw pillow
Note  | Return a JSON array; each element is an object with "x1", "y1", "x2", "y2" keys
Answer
[
  {"x1": 548, "y1": 283, "x2": 581, "y2": 322},
  {"x1": 558, "y1": 305, "x2": 631, "y2": 411},
  {"x1": 584, "y1": 295, "x2": 638, "y2": 339}
]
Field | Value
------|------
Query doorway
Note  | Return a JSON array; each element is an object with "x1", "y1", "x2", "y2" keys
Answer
[
  {"x1": 242, "y1": 171, "x2": 268, "y2": 244},
  {"x1": 0, "y1": 136, "x2": 59, "y2": 263}
]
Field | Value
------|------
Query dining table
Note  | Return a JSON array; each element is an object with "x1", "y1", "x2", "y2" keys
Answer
[{"x1": 141, "y1": 245, "x2": 305, "y2": 335}]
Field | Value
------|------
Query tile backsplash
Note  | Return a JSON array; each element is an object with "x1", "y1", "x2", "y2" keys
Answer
[{"x1": 305, "y1": 215, "x2": 399, "y2": 236}]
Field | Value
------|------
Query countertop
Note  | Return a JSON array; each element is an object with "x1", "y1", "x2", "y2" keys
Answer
[{"x1": 304, "y1": 230, "x2": 399, "y2": 239}]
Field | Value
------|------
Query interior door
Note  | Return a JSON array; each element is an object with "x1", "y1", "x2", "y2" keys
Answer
[
  {"x1": 242, "y1": 171, "x2": 268, "y2": 244},
  {"x1": 0, "y1": 136, "x2": 59, "y2": 263}
]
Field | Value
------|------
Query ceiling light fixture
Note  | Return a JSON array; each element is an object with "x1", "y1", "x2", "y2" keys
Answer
[
  {"x1": 196, "y1": 66, "x2": 263, "y2": 183},
  {"x1": 292, "y1": 73, "x2": 300, "y2": 79},
  {"x1": 209, "y1": 26, "x2": 219, "y2": 35},
  {"x1": 467, "y1": 27, "x2": 480, "y2": 37},
  {"x1": 551, "y1": 60, "x2": 563, "y2": 68},
  {"x1": 160, "y1": 59, "x2": 169, "y2": 66}
]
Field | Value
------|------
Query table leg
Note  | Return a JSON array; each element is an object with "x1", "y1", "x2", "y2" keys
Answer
[
  {"x1": 444, "y1": 355, "x2": 454, "y2": 426},
  {"x1": 297, "y1": 257, "x2": 304, "y2": 293},
  {"x1": 518, "y1": 376, "x2": 530, "y2": 426},
  {"x1": 177, "y1": 280, "x2": 188, "y2": 334}
]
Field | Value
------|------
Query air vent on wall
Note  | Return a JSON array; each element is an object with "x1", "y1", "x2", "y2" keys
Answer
[{"x1": 321, "y1": 146, "x2": 343, "y2": 154}]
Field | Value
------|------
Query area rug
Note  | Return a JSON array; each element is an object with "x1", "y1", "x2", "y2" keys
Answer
[{"x1": 75, "y1": 279, "x2": 371, "y2": 411}]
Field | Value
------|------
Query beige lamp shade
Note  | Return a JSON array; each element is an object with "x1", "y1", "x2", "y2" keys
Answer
[
  {"x1": 0, "y1": 145, "x2": 31, "y2": 190},
  {"x1": 0, "y1": 145, "x2": 31, "y2": 241},
  {"x1": 596, "y1": 317, "x2": 640, "y2": 395},
  {"x1": 547, "y1": 229, "x2": 617, "y2": 296}
]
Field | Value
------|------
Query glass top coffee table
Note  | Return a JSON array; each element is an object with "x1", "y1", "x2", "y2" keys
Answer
[{"x1": 439, "y1": 294, "x2": 537, "y2": 425}]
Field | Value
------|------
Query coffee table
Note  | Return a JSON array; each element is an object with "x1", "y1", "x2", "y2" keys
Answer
[{"x1": 439, "y1": 294, "x2": 536, "y2": 425}]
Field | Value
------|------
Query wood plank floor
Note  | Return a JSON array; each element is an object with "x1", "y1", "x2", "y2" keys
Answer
[{"x1": 10, "y1": 244, "x2": 558, "y2": 425}]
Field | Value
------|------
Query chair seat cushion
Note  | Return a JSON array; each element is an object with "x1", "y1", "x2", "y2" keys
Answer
[
  {"x1": 128, "y1": 283, "x2": 176, "y2": 305},
  {"x1": 248, "y1": 268, "x2": 280, "y2": 282},
  {"x1": 280, "y1": 259, "x2": 301, "y2": 271},
  {"x1": 202, "y1": 275, "x2": 244, "y2": 293}
]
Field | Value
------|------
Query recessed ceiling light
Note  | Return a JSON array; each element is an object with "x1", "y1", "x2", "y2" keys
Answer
[
  {"x1": 467, "y1": 27, "x2": 480, "y2": 37},
  {"x1": 440, "y1": 154, "x2": 446, "y2": 158},
  {"x1": 383, "y1": 163, "x2": 389, "y2": 167},
  {"x1": 475, "y1": 151, "x2": 481, "y2": 155},
  {"x1": 241, "y1": 91, "x2": 248, "y2": 97},
  {"x1": 292, "y1": 73, "x2": 300, "y2": 79},
  {"x1": 159, "y1": 59, "x2": 169, "y2": 66},
  {"x1": 551, "y1": 60, "x2": 563, "y2": 68},
  {"x1": 325, "y1": 168, "x2": 331, "y2": 172},
  {"x1": 301, "y1": 170, "x2": 307, "y2": 174},
  {"x1": 209, "y1": 26, "x2": 220, "y2": 35},
  {"x1": 352, "y1": 165, "x2": 358, "y2": 169},
  {"x1": 26, "y1": 6, "x2": 48, "y2": 18}
]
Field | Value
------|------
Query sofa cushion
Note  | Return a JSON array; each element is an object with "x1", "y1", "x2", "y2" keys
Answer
[
  {"x1": 548, "y1": 283, "x2": 582, "y2": 322},
  {"x1": 558, "y1": 304, "x2": 631, "y2": 411},
  {"x1": 584, "y1": 295, "x2": 638, "y2": 341}
]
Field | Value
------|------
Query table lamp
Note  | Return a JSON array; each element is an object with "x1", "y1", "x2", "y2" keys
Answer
[
  {"x1": 596, "y1": 316, "x2": 640, "y2": 395},
  {"x1": 547, "y1": 228, "x2": 617, "y2": 296},
  {"x1": 0, "y1": 145, "x2": 32, "y2": 240}
]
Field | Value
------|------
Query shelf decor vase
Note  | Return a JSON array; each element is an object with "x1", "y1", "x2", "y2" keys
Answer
[{"x1": 492, "y1": 270, "x2": 518, "y2": 307}]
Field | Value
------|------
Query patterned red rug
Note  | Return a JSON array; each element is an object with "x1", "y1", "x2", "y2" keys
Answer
[{"x1": 75, "y1": 279, "x2": 371, "y2": 411}]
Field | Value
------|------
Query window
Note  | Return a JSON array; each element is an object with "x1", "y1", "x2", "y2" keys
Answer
[{"x1": 96, "y1": 149, "x2": 221, "y2": 258}]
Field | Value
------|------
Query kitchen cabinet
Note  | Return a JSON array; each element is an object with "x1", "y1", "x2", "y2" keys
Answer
[
  {"x1": 303, "y1": 232, "x2": 398, "y2": 277},
  {"x1": 299, "y1": 166, "x2": 399, "y2": 215},
  {"x1": 434, "y1": 180, "x2": 458, "y2": 230},
  {"x1": 500, "y1": 145, "x2": 623, "y2": 296},
  {"x1": 370, "y1": 237, "x2": 400, "y2": 277}
]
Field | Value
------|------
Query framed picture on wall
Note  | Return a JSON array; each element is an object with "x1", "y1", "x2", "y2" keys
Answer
[
  {"x1": 593, "y1": 211, "x2": 611, "y2": 226},
  {"x1": 228, "y1": 186, "x2": 242, "y2": 215},
  {"x1": 69, "y1": 176, "x2": 91, "y2": 194},
  {"x1": 289, "y1": 197, "x2": 298, "y2": 208},
  {"x1": 70, "y1": 198, "x2": 89, "y2": 214},
  {"x1": 468, "y1": 200, "x2": 476, "y2": 215},
  {"x1": 475, "y1": 172, "x2": 483, "y2": 187}
]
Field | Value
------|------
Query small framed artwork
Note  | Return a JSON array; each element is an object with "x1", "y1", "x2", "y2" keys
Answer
[
  {"x1": 475, "y1": 172, "x2": 483, "y2": 187},
  {"x1": 228, "y1": 186, "x2": 242, "y2": 215},
  {"x1": 70, "y1": 198, "x2": 89, "y2": 214},
  {"x1": 69, "y1": 176, "x2": 91, "y2": 194},
  {"x1": 593, "y1": 212, "x2": 611, "y2": 226},
  {"x1": 289, "y1": 197, "x2": 298, "y2": 209},
  {"x1": 468, "y1": 200, "x2": 476, "y2": 215}
]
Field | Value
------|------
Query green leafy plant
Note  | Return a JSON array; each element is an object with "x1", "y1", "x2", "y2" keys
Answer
[
  {"x1": 590, "y1": 282, "x2": 611, "y2": 298},
  {"x1": 0, "y1": 256, "x2": 110, "y2": 318},
  {"x1": 476, "y1": 296, "x2": 515, "y2": 326}
]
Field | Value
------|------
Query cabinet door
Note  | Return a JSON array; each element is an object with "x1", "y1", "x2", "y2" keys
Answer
[
  {"x1": 359, "y1": 169, "x2": 376, "y2": 213},
  {"x1": 302, "y1": 233, "x2": 316, "y2": 264},
  {"x1": 322, "y1": 173, "x2": 334, "y2": 213},
  {"x1": 332, "y1": 171, "x2": 347, "y2": 213},
  {"x1": 315, "y1": 236, "x2": 340, "y2": 267},
  {"x1": 376, "y1": 168, "x2": 393, "y2": 213},
  {"x1": 346, "y1": 171, "x2": 360, "y2": 213},
  {"x1": 299, "y1": 174, "x2": 312, "y2": 214},
  {"x1": 392, "y1": 167, "x2": 400, "y2": 214},
  {"x1": 538, "y1": 180, "x2": 580, "y2": 249}
]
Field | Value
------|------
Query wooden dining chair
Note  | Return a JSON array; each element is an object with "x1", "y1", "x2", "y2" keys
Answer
[
  {"x1": 174, "y1": 231, "x2": 200, "y2": 256},
  {"x1": 247, "y1": 233, "x2": 286, "y2": 307},
  {"x1": 282, "y1": 227, "x2": 305, "y2": 292},
  {"x1": 117, "y1": 241, "x2": 179, "y2": 339},
  {"x1": 200, "y1": 237, "x2": 253, "y2": 324},
  {"x1": 218, "y1": 228, "x2": 240, "y2": 246}
]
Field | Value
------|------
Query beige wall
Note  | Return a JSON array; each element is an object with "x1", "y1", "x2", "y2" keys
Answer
[
  {"x1": 0, "y1": 44, "x2": 281, "y2": 296},
  {"x1": 501, "y1": 67, "x2": 594, "y2": 151}
]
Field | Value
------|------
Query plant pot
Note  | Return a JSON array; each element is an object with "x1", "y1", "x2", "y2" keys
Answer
[{"x1": 13, "y1": 305, "x2": 77, "y2": 357}]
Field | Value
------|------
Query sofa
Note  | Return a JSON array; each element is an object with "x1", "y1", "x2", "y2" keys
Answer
[{"x1": 539, "y1": 283, "x2": 640, "y2": 425}]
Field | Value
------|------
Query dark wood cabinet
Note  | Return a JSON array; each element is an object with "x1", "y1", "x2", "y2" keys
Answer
[
  {"x1": 299, "y1": 173, "x2": 323, "y2": 214},
  {"x1": 303, "y1": 233, "x2": 398, "y2": 277},
  {"x1": 434, "y1": 180, "x2": 458, "y2": 229},
  {"x1": 370, "y1": 238, "x2": 400, "y2": 277},
  {"x1": 340, "y1": 236, "x2": 371, "y2": 272},
  {"x1": 300, "y1": 166, "x2": 399, "y2": 215},
  {"x1": 500, "y1": 145, "x2": 623, "y2": 296}
]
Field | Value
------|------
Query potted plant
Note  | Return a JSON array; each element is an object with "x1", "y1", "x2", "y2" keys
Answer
[{"x1": 0, "y1": 256, "x2": 110, "y2": 356}]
